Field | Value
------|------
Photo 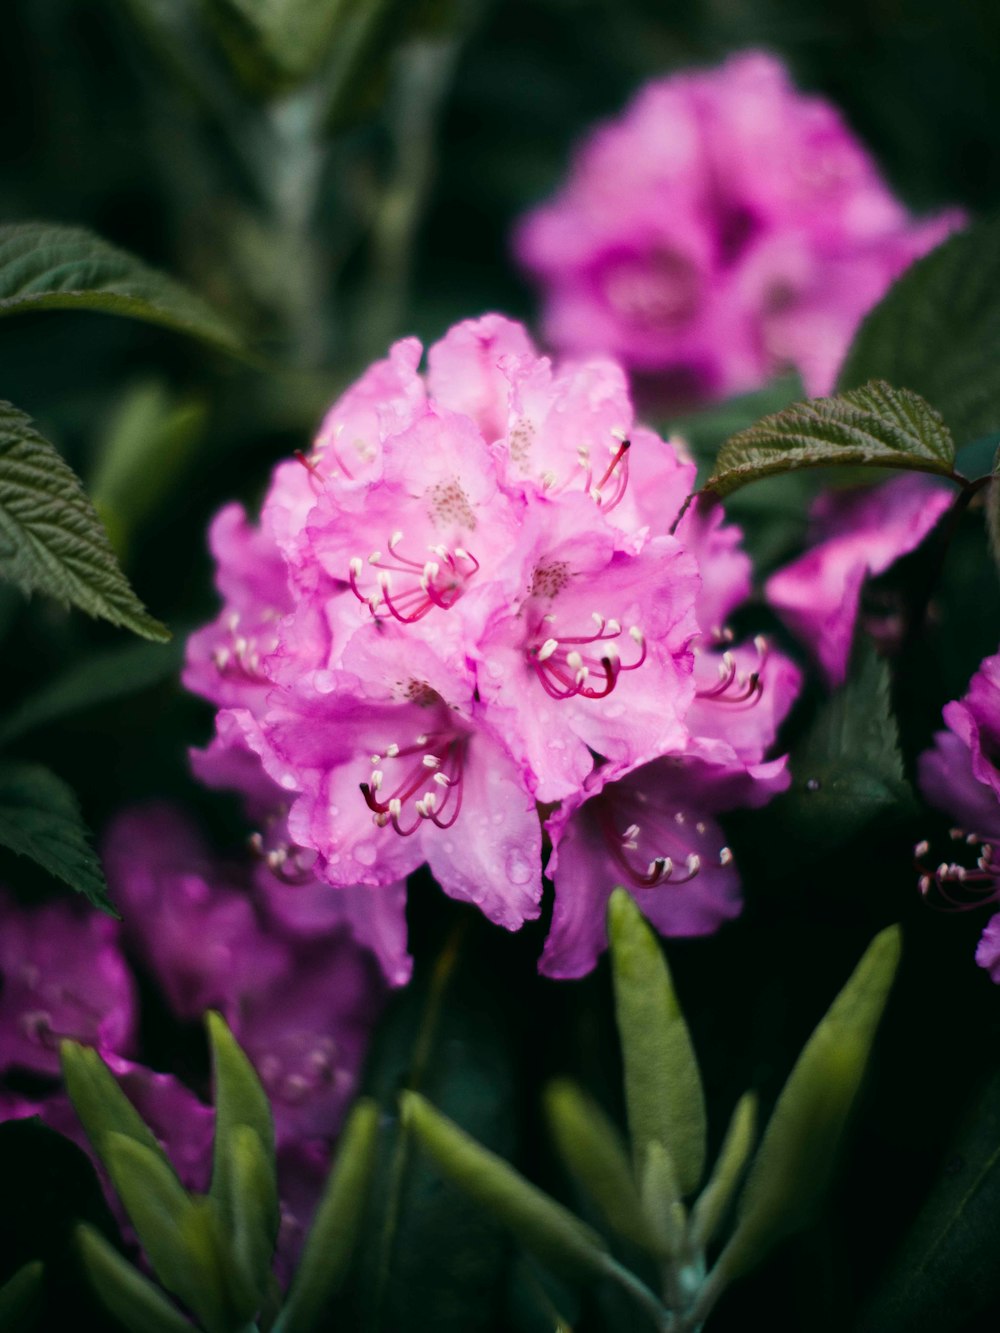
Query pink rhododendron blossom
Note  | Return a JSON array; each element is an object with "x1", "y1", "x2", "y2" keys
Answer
[
  {"x1": 515, "y1": 52, "x2": 963, "y2": 401},
  {"x1": 0, "y1": 892, "x2": 136, "y2": 1076},
  {"x1": 542, "y1": 747, "x2": 791, "y2": 978},
  {"x1": 103, "y1": 805, "x2": 388, "y2": 1145},
  {"x1": 186, "y1": 313, "x2": 799, "y2": 971},
  {"x1": 918, "y1": 650, "x2": 1000, "y2": 982},
  {"x1": 766, "y1": 475, "x2": 952, "y2": 686}
]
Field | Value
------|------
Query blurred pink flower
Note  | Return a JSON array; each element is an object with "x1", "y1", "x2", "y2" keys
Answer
[
  {"x1": 515, "y1": 52, "x2": 963, "y2": 402},
  {"x1": 766, "y1": 474, "x2": 952, "y2": 686}
]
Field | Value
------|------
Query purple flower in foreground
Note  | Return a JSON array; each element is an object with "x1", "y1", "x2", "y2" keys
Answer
[
  {"x1": 766, "y1": 474, "x2": 952, "y2": 686},
  {"x1": 515, "y1": 51, "x2": 963, "y2": 402}
]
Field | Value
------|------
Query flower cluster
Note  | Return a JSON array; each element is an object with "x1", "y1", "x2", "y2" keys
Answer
[
  {"x1": 186, "y1": 315, "x2": 800, "y2": 977},
  {"x1": 918, "y1": 652, "x2": 1000, "y2": 981},
  {"x1": 515, "y1": 51, "x2": 962, "y2": 403},
  {"x1": 0, "y1": 806, "x2": 385, "y2": 1281}
]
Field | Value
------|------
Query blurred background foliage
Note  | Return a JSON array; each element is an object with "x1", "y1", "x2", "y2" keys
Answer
[{"x1": 1, "y1": 1, "x2": 1000, "y2": 1328}]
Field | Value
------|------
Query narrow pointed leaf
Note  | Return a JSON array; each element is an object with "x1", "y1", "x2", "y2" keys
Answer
[
  {"x1": 607, "y1": 889, "x2": 706, "y2": 1194},
  {"x1": 228, "y1": 1124, "x2": 279, "y2": 1313},
  {"x1": 544, "y1": 1079, "x2": 661, "y2": 1253},
  {"x1": 703, "y1": 380, "x2": 957, "y2": 499},
  {"x1": 61, "y1": 1041, "x2": 168, "y2": 1166},
  {"x1": 0, "y1": 223, "x2": 246, "y2": 357},
  {"x1": 75, "y1": 1226, "x2": 191, "y2": 1333},
  {"x1": 640, "y1": 1141, "x2": 686, "y2": 1259},
  {"x1": 0, "y1": 1260, "x2": 44, "y2": 1330},
  {"x1": 0, "y1": 762, "x2": 112, "y2": 911},
  {"x1": 401, "y1": 1091, "x2": 610, "y2": 1281},
  {"x1": 838, "y1": 215, "x2": 1000, "y2": 442},
  {"x1": 103, "y1": 1135, "x2": 231, "y2": 1333},
  {"x1": 714, "y1": 926, "x2": 901, "y2": 1289},
  {"x1": 690, "y1": 1093, "x2": 757, "y2": 1252},
  {"x1": 275, "y1": 1098, "x2": 380, "y2": 1333},
  {"x1": 0, "y1": 401, "x2": 168, "y2": 640},
  {"x1": 0, "y1": 637, "x2": 181, "y2": 747},
  {"x1": 207, "y1": 1010, "x2": 277, "y2": 1235}
]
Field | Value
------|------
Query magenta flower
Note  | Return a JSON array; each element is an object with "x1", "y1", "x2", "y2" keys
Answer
[
  {"x1": 917, "y1": 650, "x2": 1000, "y2": 980},
  {"x1": 542, "y1": 746, "x2": 791, "y2": 978},
  {"x1": 0, "y1": 892, "x2": 136, "y2": 1077},
  {"x1": 766, "y1": 475, "x2": 952, "y2": 686},
  {"x1": 515, "y1": 51, "x2": 963, "y2": 401},
  {"x1": 185, "y1": 314, "x2": 801, "y2": 966},
  {"x1": 103, "y1": 804, "x2": 388, "y2": 1144}
]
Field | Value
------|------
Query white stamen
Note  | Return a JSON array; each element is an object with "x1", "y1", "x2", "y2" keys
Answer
[
  {"x1": 566, "y1": 650, "x2": 584, "y2": 671},
  {"x1": 388, "y1": 798, "x2": 402, "y2": 818},
  {"x1": 350, "y1": 557, "x2": 363, "y2": 576},
  {"x1": 385, "y1": 743, "x2": 399, "y2": 758},
  {"x1": 368, "y1": 551, "x2": 382, "y2": 565},
  {"x1": 433, "y1": 771, "x2": 451, "y2": 787},
  {"x1": 719, "y1": 847, "x2": 734, "y2": 866},
  {"x1": 389, "y1": 531, "x2": 404, "y2": 549},
  {"x1": 422, "y1": 755, "x2": 441, "y2": 769},
  {"x1": 628, "y1": 626, "x2": 643, "y2": 644},
  {"x1": 687, "y1": 854, "x2": 701, "y2": 874},
  {"x1": 538, "y1": 638, "x2": 559, "y2": 662}
]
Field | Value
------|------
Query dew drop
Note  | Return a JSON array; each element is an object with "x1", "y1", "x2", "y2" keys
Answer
[
  {"x1": 355, "y1": 842, "x2": 377, "y2": 867},
  {"x1": 505, "y1": 849, "x2": 533, "y2": 885}
]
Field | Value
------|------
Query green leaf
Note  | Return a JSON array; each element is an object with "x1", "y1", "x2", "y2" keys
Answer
[
  {"x1": 544, "y1": 1079, "x2": 662, "y2": 1254},
  {"x1": 75, "y1": 1226, "x2": 191, "y2": 1333},
  {"x1": 103, "y1": 1134, "x2": 231, "y2": 1333},
  {"x1": 838, "y1": 215, "x2": 1000, "y2": 443},
  {"x1": 90, "y1": 381, "x2": 208, "y2": 558},
  {"x1": 0, "y1": 762, "x2": 112, "y2": 911},
  {"x1": 401, "y1": 1091, "x2": 610, "y2": 1282},
  {"x1": 690, "y1": 1093, "x2": 757, "y2": 1252},
  {"x1": 275, "y1": 1098, "x2": 379, "y2": 1333},
  {"x1": 206, "y1": 1011, "x2": 277, "y2": 1240},
  {"x1": 0, "y1": 223, "x2": 246, "y2": 357},
  {"x1": 0, "y1": 1261, "x2": 44, "y2": 1330},
  {"x1": 709, "y1": 926, "x2": 901, "y2": 1300},
  {"x1": 639, "y1": 1141, "x2": 686, "y2": 1260},
  {"x1": 666, "y1": 373, "x2": 806, "y2": 473},
  {"x1": 607, "y1": 889, "x2": 706, "y2": 1195},
  {"x1": 202, "y1": 0, "x2": 347, "y2": 90},
  {"x1": 768, "y1": 643, "x2": 914, "y2": 856},
  {"x1": 227, "y1": 1124, "x2": 279, "y2": 1314},
  {"x1": 61, "y1": 1041, "x2": 171, "y2": 1167},
  {"x1": 703, "y1": 380, "x2": 957, "y2": 499},
  {"x1": 857, "y1": 1068, "x2": 1000, "y2": 1333},
  {"x1": 0, "y1": 637, "x2": 181, "y2": 748},
  {"x1": 0, "y1": 401, "x2": 169, "y2": 641}
]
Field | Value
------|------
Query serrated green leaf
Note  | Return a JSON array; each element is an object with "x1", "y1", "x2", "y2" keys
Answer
[
  {"x1": 703, "y1": 380, "x2": 957, "y2": 499},
  {"x1": 0, "y1": 637, "x2": 181, "y2": 748},
  {"x1": 103, "y1": 1135, "x2": 231, "y2": 1333},
  {"x1": 707, "y1": 927, "x2": 901, "y2": 1306},
  {"x1": 75, "y1": 1226, "x2": 191, "y2": 1333},
  {"x1": 0, "y1": 223, "x2": 246, "y2": 357},
  {"x1": 544, "y1": 1079, "x2": 661, "y2": 1254},
  {"x1": 838, "y1": 216, "x2": 1000, "y2": 443},
  {"x1": 0, "y1": 762, "x2": 112, "y2": 911},
  {"x1": 0, "y1": 1260, "x2": 44, "y2": 1330},
  {"x1": 61, "y1": 1041, "x2": 170, "y2": 1167},
  {"x1": 275, "y1": 1098, "x2": 379, "y2": 1333},
  {"x1": 401, "y1": 1091, "x2": 610, "y2": 1282},
  {"x1": 207, "y1": 1011, "x2": 278, "y2": 1238},
  {"x1": 607, "y1": 889, "x2": 706, "y2": 1195},
  {"x1": 690, "y1": 1093, "x2": 757, "y2": 1253},
  {"x1": 769, "y1": 643, "x2": 914, "y2": 855},
  {"x1": 0, "y1": 401, "x2": 169, "y2": 641}
]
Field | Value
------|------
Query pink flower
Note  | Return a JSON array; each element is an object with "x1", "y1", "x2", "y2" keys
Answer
[
  {"x1": 542, "y1": 746, "x2": 791, "y2": 978},
  {"x1": 103, "y1": 805, "x2": 388, "y2": 1145},
  {"x1": 0, "y1": 892, "x2": 136, "y2": 1076},
  {"x1": 917, "y1": 650, "x2": 1000, "y2": 981},
  {"x1": 186, "y1": 314, "x2": 801, "y2": 967},
  {"x1": 766, "y1": 475, "x2": 952, "y2": 686},
  {"x1": 515, "y1": 51, "x2": 963, "y2": 402}
]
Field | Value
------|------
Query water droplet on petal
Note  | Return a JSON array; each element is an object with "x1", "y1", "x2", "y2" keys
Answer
[
  {"x1": 505, "y1": 849, "x2": 534, "y2": 885},
  {"x1": 355, "y1": 842, "x2": 377, "y2": 867}
]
